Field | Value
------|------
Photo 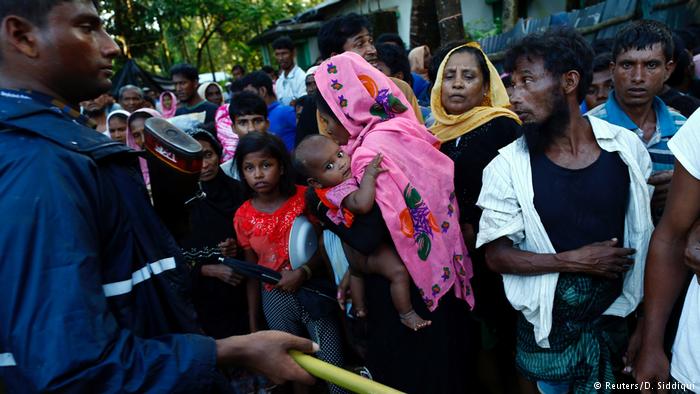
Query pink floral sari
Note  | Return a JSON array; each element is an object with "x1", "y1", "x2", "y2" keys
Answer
[
  {"x1": 315, "y1": 52, "x2": 474, "y2": 310},
  {"x1": 215, "y1": 104, "x2": 238, "y2": 162}
]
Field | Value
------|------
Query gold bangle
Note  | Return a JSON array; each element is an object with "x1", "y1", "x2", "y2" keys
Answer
[{"x1": 300, "y1": 265, "x2": 312, "y2": 280}]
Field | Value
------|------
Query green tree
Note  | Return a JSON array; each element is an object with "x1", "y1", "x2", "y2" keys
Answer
[
  {"x1": 100, "y1": 0, "x2": 318, "y2": 77},
  {"x1": 99, "y1": 0, "x2": 162, "y2": 69}
]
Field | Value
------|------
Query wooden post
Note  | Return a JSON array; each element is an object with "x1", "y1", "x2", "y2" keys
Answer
[
  {"x1": 435, "y1": 0, "x2": 466, "y2": 45},
  {"x1": 410, "y1": 0, "x2": 441, "y2": 51}
]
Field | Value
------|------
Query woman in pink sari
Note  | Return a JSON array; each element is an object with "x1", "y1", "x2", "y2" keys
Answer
[
  {"x1": 158, "y1": 91, "x2": 177, "y2": 118},
  {"x1": 214, "y1": 104, "x2": 237, "y2": 163},
  {"x1": 315, "y1": 51, "x2": 473, "y2": 311},
  {"x1": 314, "y1": 51, "x2": 476, "y2": 392}
]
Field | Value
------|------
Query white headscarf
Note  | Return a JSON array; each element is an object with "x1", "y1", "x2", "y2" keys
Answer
[{"x1": 197, "y1": 81, "x2": 223, "y2": 103}]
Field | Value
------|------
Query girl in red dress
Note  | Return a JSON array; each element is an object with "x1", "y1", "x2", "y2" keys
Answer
[{"x1": 233, "y1": 132, "x2": 346, "y2": 393}]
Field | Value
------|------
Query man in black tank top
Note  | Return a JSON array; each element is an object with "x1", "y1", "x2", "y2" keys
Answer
[{"x1": 477, "y1": 27, "x2": 653, "y2": 393}]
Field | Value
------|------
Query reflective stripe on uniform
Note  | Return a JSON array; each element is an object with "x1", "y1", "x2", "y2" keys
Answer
[
  {"x1": 102, "y1": 257, "x2": 176, "y2": 297},
  {"x1": 0, "y1": 353, "x2": 16, "y2": 367}
]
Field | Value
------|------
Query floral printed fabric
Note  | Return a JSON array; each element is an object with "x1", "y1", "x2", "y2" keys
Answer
[
  {"x1": 315, "y1": 52, "x2": 474, "y2": 311},
  {"x1": 215, "y1": 104, "x2": 238, "y2": 163},
  {"x1": 318, "y1": 178, "x2": 359, "y2": 227}
]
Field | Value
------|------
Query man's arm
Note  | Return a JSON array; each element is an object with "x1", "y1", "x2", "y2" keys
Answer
[
  {"x1": 685, "y1": 220, "x2": 700, "y2": 281},
  {"x1": 216, "y1": 331, "x2": 317, "y2": 386},
  {"x1": 0, "y1": 153, "x2": 221, "y2": 392},
  {"x1": 635, "y1": 162, "x2": 700, "y2": 388},
  {"x1": 0, "y1": 152, "x2": 314, "y2": 392},
  {"x1": 478, "y1": 153, "x2": 635, "y2": 278},
  {"x1": 484, "y1": 237, "x2": 635, "y2": 277},
  {"x1": 648, "y1": 170, "x2": 673, "y2": 218}
]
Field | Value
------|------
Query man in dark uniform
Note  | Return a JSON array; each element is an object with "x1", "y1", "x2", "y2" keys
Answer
[{"x1": 0, "y1": 1, "x2": 317, "y2": 392}]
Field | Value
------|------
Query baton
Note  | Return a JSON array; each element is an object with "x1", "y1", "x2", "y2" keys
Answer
[{"x1": 288, "y1": 350, "x2": 405, "y2": 394}]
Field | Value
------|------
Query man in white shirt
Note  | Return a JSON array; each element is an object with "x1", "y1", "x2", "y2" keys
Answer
[
  {"x1": 477, "y1": 26, "x2": 653, "y2": 393},
  {"x1": 272, "y1": 36, "x2": 306, "y2": 106},
  {"x1": 80, "y1": 92, "x2": 112, "y2": 134},
  {"x1": 635, "y1": 108, "x2": 700, "y2": 393}
]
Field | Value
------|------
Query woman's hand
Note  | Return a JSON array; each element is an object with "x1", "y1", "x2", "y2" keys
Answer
[
  {"x1": 275, "y1": 269, "x2": 306, "y2": 293},
  {"x1": 201, "y1": 264, "x2": 244, "y2": 286},
  {"x1": 218, "y1": 238, "x2": 238, "y2": 257},
  {"x1": 337, "y1": 270, "x2": 351, "y2": 310}
]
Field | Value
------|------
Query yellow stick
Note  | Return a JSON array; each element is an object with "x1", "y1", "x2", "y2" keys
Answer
[{"x1": 288, "y1": 350, "x2": 405, "y2": 394}]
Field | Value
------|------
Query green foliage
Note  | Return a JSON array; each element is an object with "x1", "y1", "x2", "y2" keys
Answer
[
  {"x1": 464, "y1": 18, "x2": 502, "y2": 41},
  {"x1": 99, "y1": 0, "x2": 320, "y2": 77}
]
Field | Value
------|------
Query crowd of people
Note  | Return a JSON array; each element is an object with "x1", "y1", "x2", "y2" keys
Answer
[{"x1": 2, "y1": 0, "x2": 700, "y2": 393}]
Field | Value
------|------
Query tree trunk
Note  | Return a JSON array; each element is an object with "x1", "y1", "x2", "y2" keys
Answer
[
  {"x1": 156, "y1": 15, "x2": 172, "y2": 70},
  {"x1": 177, "y1": 19, "x2": 191, "y2": 64},
  {"x1": 410, "y1": 0, "x2": 441, "y2": 51},
  {"x1": 195, "y1": 17, "x2": 223, "y2": 71},
  {"x1": 112, "y1": 0, "x2": 131, "y2": 58},
  {"x1": 435, "y1": 0, "x2": 465, "y2": 46},
  {"x1": 502, "y1": 0, "x2": 518, "y2": 31}
]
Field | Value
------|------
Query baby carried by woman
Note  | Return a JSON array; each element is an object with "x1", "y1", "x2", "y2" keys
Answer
[
  {"x1": 296, "y1": 51, "x2": 475, "y2": 330},
  {"x1": 295, "y1": 134, "x2": 430, "y2": 330}
]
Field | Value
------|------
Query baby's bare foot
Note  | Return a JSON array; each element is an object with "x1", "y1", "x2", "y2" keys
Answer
[
  {"x1": 399, "y1": 310, "x2": 431, "y2": 331},
  {"x1": 354, "y1": 306, "x2": 368, "y2": 318}
]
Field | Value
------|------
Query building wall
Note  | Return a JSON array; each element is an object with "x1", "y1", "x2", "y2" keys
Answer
[
  {"x1": 304, "y1": 36, "x2": 320, "y2": 67},
  {"x1": 333, "y1": 0, "x2": 412, "y2": 48},
  {"x1": 459, "y1": 0, "x2": 568, "y2": 26},
  {"x1": 297, "y1": 0, "x2": 498, "y2": 60},
  {"x1": 527, "y1": 0, "x2": 567, "y2": 18},
  {"x1": 288, "y1": 0, "x2": 569, "y2": 69},
  {"x1": 292, "y1": 35, "x2": 319, "y2": 71},
  {"x1": 461, "y1": 0, "x2": 494, "y2": 25}
]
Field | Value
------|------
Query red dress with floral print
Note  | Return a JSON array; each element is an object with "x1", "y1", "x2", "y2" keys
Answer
[{"x1": 234, "y1": 186, "x2": 306, "y2": 274}]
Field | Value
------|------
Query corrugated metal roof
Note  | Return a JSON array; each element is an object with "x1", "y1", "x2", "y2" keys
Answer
[
  {"x1": 248, "y1": 21, "x2": 323, "y2": 46},
  {"x1": 249, "y1": 0, "x2": 347, "y2": 46}
]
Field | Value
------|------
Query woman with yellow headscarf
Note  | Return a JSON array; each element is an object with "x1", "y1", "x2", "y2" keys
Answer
[
  {"x1": 430, "y1": 42, "x2": 523, "y2": 393},
  {"x1": 430, "y1": 42, "x2": 520, "y2": 244}
]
